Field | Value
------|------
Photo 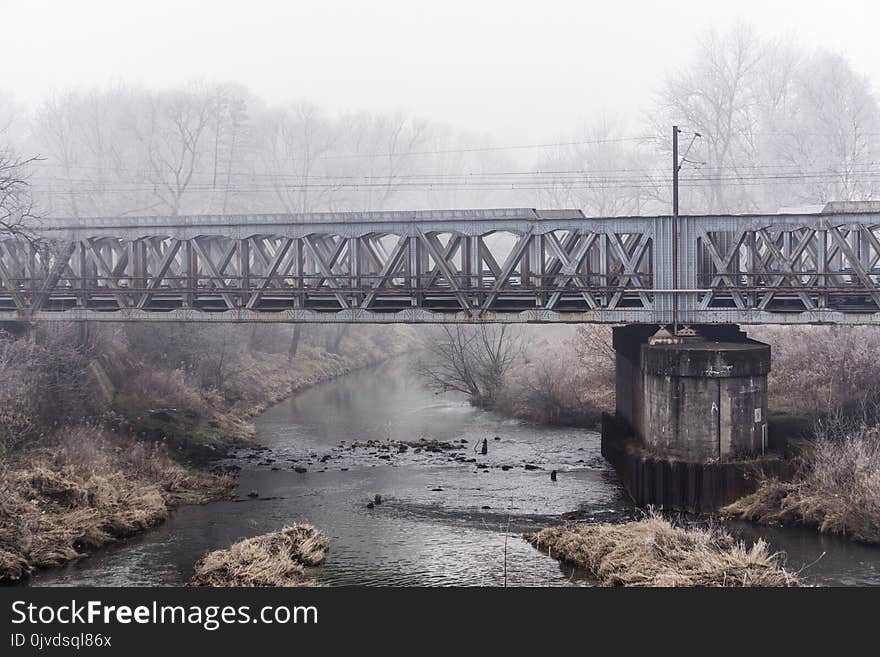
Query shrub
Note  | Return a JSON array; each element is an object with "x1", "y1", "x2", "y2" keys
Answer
[
  {"x1": 752, "y1": 326, "x2": 880, "y2": 417},
  {"x1": 725, "y1": 425, "x2": 880, "y2": 543}
]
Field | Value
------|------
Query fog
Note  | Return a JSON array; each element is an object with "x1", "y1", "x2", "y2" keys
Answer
[
  {"x1": 4, "y1": 1, "x2": 880, "y2": 596},
  {"x1": 6, "y1": 1, "x2": 880, "y2": 139},
  {"x1": 2, "y1": 0, "x2": 880, "y2": 217}
]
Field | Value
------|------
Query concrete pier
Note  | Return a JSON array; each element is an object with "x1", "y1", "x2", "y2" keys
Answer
[{"x1": 602, "y1": 324, "x2": 778, "y2": 510}]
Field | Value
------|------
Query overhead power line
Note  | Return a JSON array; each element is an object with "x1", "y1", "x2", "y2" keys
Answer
[
  {"x1": 29, "y1": 174, "x2": 880, "y2": 196},
  {"x1": 31, "y1": 159, "x2": 880, "y2": 181}
]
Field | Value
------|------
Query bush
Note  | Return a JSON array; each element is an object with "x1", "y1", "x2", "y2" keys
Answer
[
  {"x1": 115, "y1": 368, "x2": 211, "y2": 417},
  {"x1": 417, "y1": 325, "x2": 520, "y2": 408},
  {"x1": 725, "y1": 425, "x2": 880, "y2": 543},
  {"x1": 752, "y1": 326, "x2": 880, "y2": 418},
  {"x1": 0, "y1": 326, "x2": 110, "y2": 451},
  {"x1": 494, "y1": 325, "x2": 614, "y2": 427}
]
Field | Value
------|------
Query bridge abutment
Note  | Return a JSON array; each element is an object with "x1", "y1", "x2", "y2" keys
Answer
[{"x1": 602, "y1": 324, "x2": 780, "y2": 510}]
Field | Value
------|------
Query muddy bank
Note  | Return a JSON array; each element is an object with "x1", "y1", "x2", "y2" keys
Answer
[{"x1": 119, "y1": 343, "x2": 417, "y2": 465}]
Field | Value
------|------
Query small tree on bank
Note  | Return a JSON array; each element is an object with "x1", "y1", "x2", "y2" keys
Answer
[{"x1": 418, "y1": 325, "x2": 520, "y2": 408}]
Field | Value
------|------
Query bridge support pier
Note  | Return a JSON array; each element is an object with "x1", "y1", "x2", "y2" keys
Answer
[{"x1": 601, "y1": 324, "x2": 781, "y2": 511}]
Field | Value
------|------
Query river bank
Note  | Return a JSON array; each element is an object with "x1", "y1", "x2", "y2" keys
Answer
[
  {"x1": 0, "y1": 324, "x2": 415, "y2": 584},
  {"x1": 27, "y1": 358, "x2": 880, "y2": 588},
  {"x1": 29, "y1": 360, "x2": 625, "y2": 586},
  {"x1": 9, "y1": 321, "x2": 880, "y2": 587},
  {"x1": 114, "y1": 329, "x2": 418, "y2": 463},
  {"x1": 0, "y1": 427, "x2": 233, "y2": 582},
  {"x1": 723, "y1": 424, "x2": 880, "y2": 545}
]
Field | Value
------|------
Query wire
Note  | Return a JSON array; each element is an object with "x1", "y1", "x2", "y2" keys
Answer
[
  {"x1": 30, "y1": 159, "x2": 880, "y2": 181},
  {"x1": 28, "y1": 175, "x2": 880, "y2": 196},
  {"x1": 25, "y1": 134, "x2": 660, "y2": 173},
  {"x1": 28, "y1": 164, "x2": 880, "y2": 190}
]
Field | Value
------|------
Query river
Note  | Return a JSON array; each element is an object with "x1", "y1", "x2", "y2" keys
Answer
[{"x1": 30, "y1": 359, "x2": 880, "y2": 587}]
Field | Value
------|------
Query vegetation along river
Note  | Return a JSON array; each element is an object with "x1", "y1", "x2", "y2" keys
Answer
[{"x1": 30, "y1": 359, "x2": 880, "y2": 587}]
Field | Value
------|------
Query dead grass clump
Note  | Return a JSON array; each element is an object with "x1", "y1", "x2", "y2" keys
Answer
[
  {"x1": 24, "y1": 466, "x2": 91, "y2": 507},
  {"x1": 0, "y1": 549, "x2": 30, "y2": 582},
  {"x1": 525, "y1": 513, "x2": 797, "y2": 587},
  {"x1": 188, "y1": 525, "x2": 329, "y2": 587},
  {"x1": 725, "y1": 427, "x2": 880, "y2": 543},
  {"x1": 116, "y1": 367, "x2": 212, "y2": 418},
  {"x1": 0, "y1": 427, "x2": 233, "y2": 583}
]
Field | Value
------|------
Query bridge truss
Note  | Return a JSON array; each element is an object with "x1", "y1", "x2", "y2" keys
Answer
[{"x1": 1, "y1": 208, "x2": 879, "y2": 324}]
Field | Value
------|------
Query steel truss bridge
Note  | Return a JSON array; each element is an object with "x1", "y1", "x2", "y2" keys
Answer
[{"x1": 2, "y1": 208, "x2": 880, "y2": 324}]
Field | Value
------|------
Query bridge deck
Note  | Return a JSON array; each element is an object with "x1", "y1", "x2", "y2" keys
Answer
[{"x1": 2, "y1": 208, "x2": 880, "y2": 324}]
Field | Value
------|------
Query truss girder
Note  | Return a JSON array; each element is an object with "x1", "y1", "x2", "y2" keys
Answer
[
  {"x1": 696, "y1": 219, "x2": 880, "y2": 316},
  {"x1": 2, "y1": 208, "x2": 880, "y2": 324}
]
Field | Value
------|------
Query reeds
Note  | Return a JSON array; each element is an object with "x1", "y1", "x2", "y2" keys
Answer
[
  {"x1": 525, "y1": 512, "x2": 798, "y2": 587},
  {"x1": 724, "y1": 427, "x2": 880, "y2": 544},
  {"x1": 188, "y1": 525, "x2": 329, "y2": 587},
  {"x1": 0, "y1": 427, "x2": 232, "y2": 583}
]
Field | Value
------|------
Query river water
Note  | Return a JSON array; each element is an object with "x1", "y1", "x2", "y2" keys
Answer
[{"x1": 30, "y1": 359, "x2": 880, "y2": 587}]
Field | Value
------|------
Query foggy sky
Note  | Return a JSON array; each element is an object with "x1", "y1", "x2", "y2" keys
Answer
[{"x1": 4, "y1": 0, "x2": 880, "y2": 142}]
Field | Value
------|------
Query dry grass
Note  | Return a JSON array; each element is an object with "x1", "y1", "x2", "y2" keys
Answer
[
  {"x1": 0, "y1": 324, "x2": 412, "y2": 584},
  {"x1": 494, "y1": 326, "x2": 614, "y2": 428},
  {"x1": 751, "y1": 326, "x2": 880, "y2": 418},
  {"x1": 0, "y1": 427, "x2": 233, "y2": 583},
  {"x1": 525, "y1": 513, "x2": 798, "y2": 587},
  {"x1": 188, "y1": 525, "x2": 329, "y2": 587},
  {"x1": 724, "y1": 427, "x2": 880, "y2": 543}
]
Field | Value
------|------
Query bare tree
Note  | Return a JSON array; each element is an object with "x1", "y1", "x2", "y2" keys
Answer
[
  {"x1": 33, "y1": 88, "x2": 146, "y2": 217},
  {"x1": 354, "y1": 112, "x2": 429, "y2": 209},
  {"x1": 653, "y1": 24, "x2": 767, "y2": 213},
  {"x1": 132, "y1": 87, "x2": 216, "y2": 216},
  {"x1": 418, "y1": 325, "x2": 520, "y2": 407},
  {"x1": 253, "y1": 102, "x2": 340, "y2": 213},
  {"x1": 652, "y1": 25, "x2": 880, "y2": 214},
  {"x1": 536, "y1": 118, "x2": 659, "y2": 216},
  {"x1": 212, "y1": 86, "x2": 251, "y2": 214},
  {"x1": 763, "y1": 52, "x2": 880, "y2": 206},
  {"x1": 287, "y1": 324, "x2": 303, "y2": 362},
  {"x1": 0, "y1": 148, "x2": 39, "y2": 239}
]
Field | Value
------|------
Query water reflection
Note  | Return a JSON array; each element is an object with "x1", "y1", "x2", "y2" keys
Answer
[{"x1": 29, "y1": 359, "x2": 880, "y2": 587}]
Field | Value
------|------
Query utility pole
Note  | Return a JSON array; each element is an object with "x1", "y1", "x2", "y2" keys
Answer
[{"x1": 672, "y1": 125, "x2": 681, "y2": 334}]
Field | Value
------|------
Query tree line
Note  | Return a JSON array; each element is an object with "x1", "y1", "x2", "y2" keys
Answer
[{"x1": 0, "y1": 25, "x2": 876, "y2": 225}]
